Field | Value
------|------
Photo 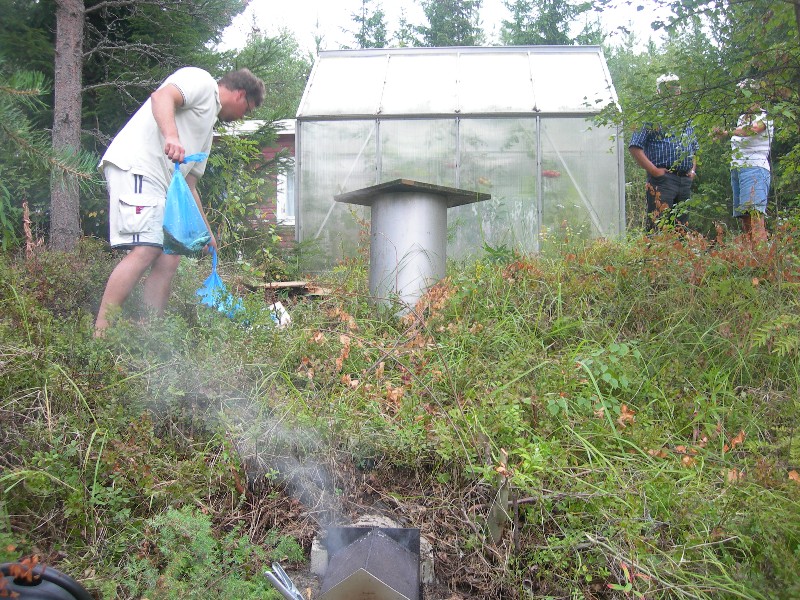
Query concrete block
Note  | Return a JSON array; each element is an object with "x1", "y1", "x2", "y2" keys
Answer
[
  {"x1": 419, "y1": 535, "x2": 435, "y2": 584},
  {"x1": 310, "y1": 536, "x2": 328, "y2": 577}
]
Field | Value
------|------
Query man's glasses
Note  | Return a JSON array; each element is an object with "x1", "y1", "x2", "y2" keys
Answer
[{"x1": 243, "y1": 92, "x2": 256, "y2": 115}]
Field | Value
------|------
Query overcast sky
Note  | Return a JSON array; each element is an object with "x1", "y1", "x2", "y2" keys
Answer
[{"x1": 219, "y1": 0, "x2": 667, "y2": 53}]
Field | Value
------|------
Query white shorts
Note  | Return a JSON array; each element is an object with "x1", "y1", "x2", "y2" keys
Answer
[{"x1": 104, "y1": 164, "x2": 168, "y2": 248}]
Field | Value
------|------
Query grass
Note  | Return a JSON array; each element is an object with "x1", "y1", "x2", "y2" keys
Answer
[{"x1": 0, "y1": 223, "x2": 799, "y2": 599}]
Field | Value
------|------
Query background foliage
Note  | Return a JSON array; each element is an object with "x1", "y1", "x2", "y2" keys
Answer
[
  {"x1": 600, "y1": 0, "x2": 800, "y2": 232},
  {"x1": 2, "y1": 4, "x2": 800, "y2": 596},
  {"x1": 0, "y1": 0, "x2": 310, "y2": 253},
  {"x1": 2, "y1": 0, "x2": 800, "y2": 248}
]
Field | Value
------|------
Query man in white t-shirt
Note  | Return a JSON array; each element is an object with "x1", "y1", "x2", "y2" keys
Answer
[
  {"x1": 714, "y1": 101, "x2": 774, "y2": 244},
  {"x1": 95, "y1": 67, "x2": 265, "y2": 335},
  {"x1": 712, "y1": 79, "x2": 775, "y2": 245},
  {"x1": 730, "y1": 106, "x2": 773, "y2": 243}
]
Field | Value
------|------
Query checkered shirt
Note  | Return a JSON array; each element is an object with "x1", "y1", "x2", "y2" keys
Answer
[{"x1": 629, "y1": 122, "x2": 699, "y2": 173}]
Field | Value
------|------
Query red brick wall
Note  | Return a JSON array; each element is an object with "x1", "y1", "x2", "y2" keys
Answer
[{"x1": 258, "y1": 133, "x2": 295, "y2": 248}]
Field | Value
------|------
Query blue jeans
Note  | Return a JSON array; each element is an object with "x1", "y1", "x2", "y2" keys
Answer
[{"x1": 731, "y1": 166, "x2": 770, "y2": 216}]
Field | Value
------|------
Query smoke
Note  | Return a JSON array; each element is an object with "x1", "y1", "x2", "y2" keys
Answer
[
  {"x1": 133, "y1": 318, "x2": 344, "y2": 528},
  {"x1": 223, "y1": 396, "x2": 345, "y2": 529}
]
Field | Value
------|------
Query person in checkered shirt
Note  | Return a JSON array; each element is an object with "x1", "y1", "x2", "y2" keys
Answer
[{"x1": 629, "y1": 74, "x2": 699, "y2": 231}]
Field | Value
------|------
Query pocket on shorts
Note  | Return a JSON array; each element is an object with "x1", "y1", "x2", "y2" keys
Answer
[{"x1": 117, "y1": 194, "x2": 161, "y2": 235}]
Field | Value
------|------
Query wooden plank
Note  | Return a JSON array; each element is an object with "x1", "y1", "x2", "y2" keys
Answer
[
  {"x1": 262, "y1": 281, "x2": 331, "y2": 295},
  {"x1": 262, "y1": 280, "x2": 311, "y2": 288}
]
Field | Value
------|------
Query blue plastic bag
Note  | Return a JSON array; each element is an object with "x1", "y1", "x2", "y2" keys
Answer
[
  {"x1": 196, "y1": 247, "x2": 245, "y2": 319},
  {"x1": 163, "y1": 153, "x2": 211, "y2": 255},
  {"x1": 196, "y1": 249, "x2": 292, "y2": 327}
]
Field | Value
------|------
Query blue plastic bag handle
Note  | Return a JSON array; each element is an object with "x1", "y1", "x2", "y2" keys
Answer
[
  {"x1": 174, "y1": 152, "x2": 209, "y2": 173},
  {"x1": 209, "y1": 245, "x2": 218, "y2": 270}
]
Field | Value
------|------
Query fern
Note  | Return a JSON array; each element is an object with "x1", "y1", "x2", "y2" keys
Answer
[{"x1": 752, "y1": 313, "x2": 800, "y2": 357}]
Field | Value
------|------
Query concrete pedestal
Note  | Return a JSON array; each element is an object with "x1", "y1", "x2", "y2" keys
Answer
[{"x1": 335, "y1": 179, "x2": 490, "y2": 310}]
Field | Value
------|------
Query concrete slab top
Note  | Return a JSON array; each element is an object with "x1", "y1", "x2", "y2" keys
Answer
[{"x1": 334, "y1": 179, "x2": 491, "y2": 208}]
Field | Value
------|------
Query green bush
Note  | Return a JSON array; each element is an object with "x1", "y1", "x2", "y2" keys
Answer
[
  {"x1": 119, "y1": 506, "x2": 283, "y2": 599},
  {"x1": 1, "y1": 227, "x2": 799, "y2": 599}
]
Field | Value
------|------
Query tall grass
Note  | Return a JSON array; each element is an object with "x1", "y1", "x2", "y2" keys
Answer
[{"x1": 1, "y1": 224, "x2": 799, "y2": 598}]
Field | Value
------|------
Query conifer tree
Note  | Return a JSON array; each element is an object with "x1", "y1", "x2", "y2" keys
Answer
[
  {"x1": 0, "y1": 59, "x2": 97, "y2": 249},
  {"x1": 350, "y1": 0, "x2": 389, "y2": 48},
  {"x1": 417, "y1": 0, "x2": 484, "y2": 47},
  {"x1": 500, "y1": 0, "x2": 601, "y2": 46}
]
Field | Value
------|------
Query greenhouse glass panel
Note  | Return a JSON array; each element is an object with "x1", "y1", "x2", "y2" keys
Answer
[
  {"x1": 300, "y1": 54, "x2": 386, "y2": 116},
  {"x1": 297, "y1": 120, "x2": 376, "y2": 266},
  {"x1": 451, "y1": 118, "x2": 538, "y2": 258},
  {"x1": 532, "y1": 52, "x2": 614, "y2": 112},
  {"x1": 458, "y1": 53, "x2": 536, "y2": 114},
  {"x1": 381, "y1": 53, "x2": 459, "y2": 114},
  {"x1": 379, "y1": 119, "x2": 457, "y2": 186},
  {"x1": 539, "y1": 117, "x2": 621, "y2": 243}
]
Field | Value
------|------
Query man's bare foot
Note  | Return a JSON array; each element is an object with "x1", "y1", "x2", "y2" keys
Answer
[{"x1": 94, "y1": 319, "x2": 108, "y2": 338}]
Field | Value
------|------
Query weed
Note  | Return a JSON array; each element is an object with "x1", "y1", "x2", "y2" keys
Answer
[{"x1": 1, "y1": 229, "x2": 799, "y2": 598}]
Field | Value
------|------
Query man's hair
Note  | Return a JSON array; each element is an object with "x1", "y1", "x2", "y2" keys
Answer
[
  {"x1": 218, "y1": 68, "x2": 265, "y2": 108},
  {"x1": 656, "y1": 73, "x2": 679, "y2": 93}
]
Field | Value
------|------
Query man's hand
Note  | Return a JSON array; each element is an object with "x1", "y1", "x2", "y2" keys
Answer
[
  {"x1": 649, "y1": 166, "x2": 668, "y2": 178},
  {"x1": 710, "y1": 126, "x2": 728, "y2": 141},
  {"x1": 163, "y1": 134, "x2": 185, "y2": 164},
  {"x1": 630, "y1": 146, "x2": 666, "y2": 178}
]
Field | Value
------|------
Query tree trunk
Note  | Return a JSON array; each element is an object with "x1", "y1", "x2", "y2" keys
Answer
[
  {"x1": 794, "y1": 1, "x2": 800, "y2": 43},
  {"x1": 50, "y1": 0, "x2": 85, "y2": 251}
]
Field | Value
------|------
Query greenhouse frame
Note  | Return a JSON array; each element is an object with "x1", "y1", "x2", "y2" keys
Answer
[{"x1": 295, "y1": 46, "x2": 624, "y2": 267}]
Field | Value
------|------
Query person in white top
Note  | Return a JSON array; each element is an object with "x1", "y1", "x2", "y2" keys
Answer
[
  {"x1": 714, "y1": 88, "x2": 774, "y2": 244},
  {"x1": 95, "y1": 67, "x2": 265, "y2": 335}
]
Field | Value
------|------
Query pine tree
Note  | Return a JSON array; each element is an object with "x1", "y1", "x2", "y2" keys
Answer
[
  {"x1": 500, "y1": 0, "x2": 601, "y2": 46},
  {"x1": 0, "y1": 59, "x2": 97, "y2": 249},
  {"x1": 417, "y1": 0, "x2": 484, "y2": 47},
  {"x1": 350, "y1": 0, "x2": 388, "y2": 49}
]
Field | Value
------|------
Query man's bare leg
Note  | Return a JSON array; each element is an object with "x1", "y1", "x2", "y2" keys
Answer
[
  {"x1": 142, "y1": 252, "x2": 181, "y2": 315},
  {"x1": 95, "y1": 246, "x2": 163, "y2": 336},
  {"x1": 740, "y1": 213, "x2": 752, "y2": 243},
  {"x1": 750, "y1": 212, "x2": 768, "y2": 245}
]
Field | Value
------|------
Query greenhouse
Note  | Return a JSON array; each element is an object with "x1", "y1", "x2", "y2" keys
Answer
[{"x1": 295, "y1": 46, "x2": 623, "y2": 267}]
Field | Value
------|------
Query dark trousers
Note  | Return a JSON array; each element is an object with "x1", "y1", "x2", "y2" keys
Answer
[{"x1": 645, "y1": 172, "x2": 693, "y2": 230}]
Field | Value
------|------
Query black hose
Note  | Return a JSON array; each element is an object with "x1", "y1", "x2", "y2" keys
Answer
[{"x1": 0, "y1": 562, "x2": 93, "y2": 600}]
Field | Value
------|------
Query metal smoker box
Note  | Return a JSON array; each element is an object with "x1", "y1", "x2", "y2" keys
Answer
[{"x1": 319, "y1": 527, "x2": 421, "y2": 600}]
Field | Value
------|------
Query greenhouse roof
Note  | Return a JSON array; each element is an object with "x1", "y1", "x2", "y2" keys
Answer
[{"x1": 297, "y1": 46, "x2": 619, "y2": 119}]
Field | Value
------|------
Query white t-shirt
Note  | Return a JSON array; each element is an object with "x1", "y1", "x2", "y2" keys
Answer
[
  {"x1": 100, "y1": 67, "x2": 220, "y2": 185},
  {"x1": 731, "y1": 111, "x2": 773, "y2": 170}
]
